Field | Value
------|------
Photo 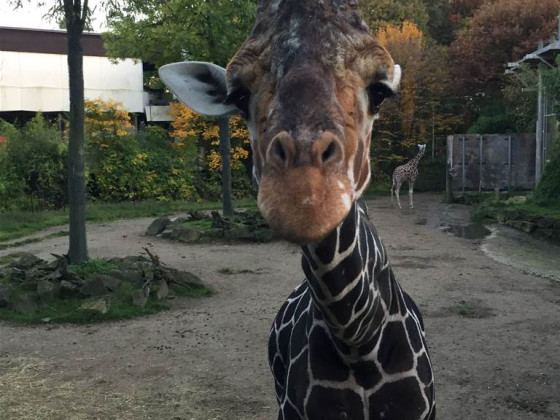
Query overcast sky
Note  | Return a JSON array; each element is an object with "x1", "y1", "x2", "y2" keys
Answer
[{"x1": 0, "y1": 1, "x2": 106, "y2": 32}]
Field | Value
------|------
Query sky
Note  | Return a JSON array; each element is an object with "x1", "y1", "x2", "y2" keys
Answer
[{"x1": 0, "y1": 0, "x2": 106, "y2": 32}]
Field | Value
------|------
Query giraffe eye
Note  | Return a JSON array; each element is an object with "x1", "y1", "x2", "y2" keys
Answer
[
  {"x1": 225, "y1": 87, "x2": 251, "y2": 119},
  {"x1": 367, "y1": 83, "x2": 394, "y2": 114}
]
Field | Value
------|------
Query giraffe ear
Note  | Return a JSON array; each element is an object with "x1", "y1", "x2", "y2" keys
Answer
[{"x1": 158, "y1": 61, "x2": 238, "y2": 116}]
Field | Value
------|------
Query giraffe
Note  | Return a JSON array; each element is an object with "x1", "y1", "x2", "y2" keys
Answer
[
  {"x1": 391, "y1": 144, "x2": 426, "y2": 209},
  {"x1": 158, "y1": 1, "x2": 435, "y2": 418}
]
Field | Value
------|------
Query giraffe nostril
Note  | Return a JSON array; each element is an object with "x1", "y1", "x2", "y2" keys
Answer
[
  {"x1": 274, "y1": 139, "x2": 287, "y2": 164},
  {"x1": 321, "y1": 141, "x2": 338, "y2": 164}
]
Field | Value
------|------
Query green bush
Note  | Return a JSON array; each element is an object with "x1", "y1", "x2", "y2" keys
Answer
[
  {"x1": 533, "y1": 145, "x2": 560, "y2": 206},
  {"x1": 0, "y1": 115, "x2": 67, "y2": 210},
  {"x1": 87, "y1": 125, "x2": 197, "y2": 202}
]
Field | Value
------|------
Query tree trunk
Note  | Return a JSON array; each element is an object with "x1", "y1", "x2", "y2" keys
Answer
[
  {"x1": 218, "y1": 117, "x2": 234, "y2": 217},
  {"x1": 66, "y1": 4, "x2": 88, "y2": 263}
]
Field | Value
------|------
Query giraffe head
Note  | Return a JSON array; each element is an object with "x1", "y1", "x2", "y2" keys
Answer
[{"x1": 159, "y1": 0, "x2": 400, "y2": 244}]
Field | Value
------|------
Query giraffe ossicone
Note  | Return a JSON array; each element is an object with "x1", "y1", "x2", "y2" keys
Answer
[{"x1": 160, "y1": 1, "x2": 435, "y2": 418}]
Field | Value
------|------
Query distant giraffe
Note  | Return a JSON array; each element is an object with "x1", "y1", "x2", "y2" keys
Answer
[
  {"x1": 159, "y1": 1, "x2": 435, "y2": 418},
  {"x1": 391, "y1": 144, "x2": 426, "y2": 209}
]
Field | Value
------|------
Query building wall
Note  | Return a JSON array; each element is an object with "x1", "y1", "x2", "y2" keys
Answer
[
  {"x1": 447, "y1": 134, "x2": 536, "y2": 191},
  {"x1": 0, "y1": 51, "x2": 144, "y2": 113}
]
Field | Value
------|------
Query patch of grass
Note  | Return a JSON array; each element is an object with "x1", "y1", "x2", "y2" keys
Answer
[
  {"x1": 183, "y1": 219, "x2": 214, "y2": 230},
  {"x1": 0, "y1": 231, "x2": 69, "y2": 251},
  {"x1": 0, "y1": 199, "x2": 257, "y2": 243},
  {"x1": 511, "y1": 202, "x2": 560, "y2": 219},
  {"x1": 174, "y1": 285, "x2": 213, "y2": 298},
  {"x1": 217, "y1": 267, "x2": 257, "y2": 275},
  {"x1": 457, "y1": 303, "x2": 474, "y2": 317},
  {"x1": 0, "y1": 252, "x2": 26, "y2": 266},
  {"x1": 0, "y1": 282, "x2": 169, "y2": 324},
  {"x1": 363, "y1": 185, "x2": 391, "y2": 198},
  {"x1": 68, "y1": 259, "x2": 118, "y2": 278}
]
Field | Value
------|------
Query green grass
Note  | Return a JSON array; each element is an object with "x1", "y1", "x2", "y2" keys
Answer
[
  {"x1": 0, "y1": 282, "x2": 168, "y2": 324},
  {"x1": 0, "y1": 231, "x2": 69, "y2": 251},
  {"x1": 363, "y1": 185, "x2": 391, "y2": 198},
  {"x1": 472, "y1": 195, "x2": 560, "y2": 222},
  {"x1": 183, "y1": 219, "x2": 214, "y2": 230},
  {"x1": 67, "y1": 259, "x2": 117, "y2": 278},
  {"x1": 0, "y1": 252, "x2": 26, "y2": 266},
  {"x1": 0, "y1": 280, "x2": 212, "y2": 324},
  {"x1": 511, "y1": 202, "x2": 560, "y2": 219},
  {"x1": 0, "y1": 199, "x2": 257, "y2": 243}
]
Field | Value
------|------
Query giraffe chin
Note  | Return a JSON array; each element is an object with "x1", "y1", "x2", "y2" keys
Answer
[{"x1": 257, "y1": 168, "x2": 353, "y2": 245}]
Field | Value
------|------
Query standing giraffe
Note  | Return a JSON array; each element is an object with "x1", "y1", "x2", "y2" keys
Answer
[
  {"x1": 391, "y1": 144, "x2": 426, "y2": 209},
  {"x1": 159, "y1": 1, "x2": 435, "y2": 418}
]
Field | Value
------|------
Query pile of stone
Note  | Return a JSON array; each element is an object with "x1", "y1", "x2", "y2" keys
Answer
[
  {"x1": 146, "y1": 210, "x2": 273, "y2": 243},
  {"x1": 0, "y1": 250, "x2": 205, "y2": 316}
]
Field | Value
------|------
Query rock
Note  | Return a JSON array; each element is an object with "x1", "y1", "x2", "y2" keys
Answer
[
  {"x1": 108, "y1": 256, "x2": 152, "y2": 271},
  {"x1": 160, "y1": 228, "x2": 176, "y2": 239},
  {"x1": 80, "y1": 296, "x2": 111, "y2": 315},
  {"x1": 108, "y1": 269, "x2": 143, "y2": 284},
  {"x1": 512, "y1": 221, "x2": 537, "y2": 233},
  {"x1": 176, "y1": 228, "x2": 200, "y2": 243},
  {"x1": 131, "y1": 289, "x2": 148, "y2": 307},
  {"x1": 103, "y1": 276, "x2": 122, "y2": 292},
  {"x1": 170, "y1": 269, "x2": 205, "y2": 289},
  {"x1": 170, "y1": 216, "x2": 190, "y2": 225},
  {"x1": 154, "y1": 279, "x2": 169, "y2": 300},
  {"x1": 12, "y1": 293, "x2": 38, "y2": 314},
  {"x1": 537, "y1": 217, "x2": 557, "y2": 229},
  {"x1": 533, "y1": 229, "x2": 554, "y2": 240},
  {"x1": 0, "y1": 287, "x2": 12, "y2": 308},
  {"x1": 36, "y1": 281, "x2": 60, "y2": 303},
  {"x1": 146, "y1": 216, "x2": 172, "y2": 236},
  {"x1": 505, "y1": 196, "x2": 527, "y2": 205},
  {"x1": 80, "y1": 275, "x2": 109, "y2": 297},
  {"x1": 13, "y1": 253, "x2": 44, "y2": 270},
  {"x1": 59, "y1": 280, "x2": 81, "y2": 298},
  {"x1": 496, "y1": 211, "x2": 507, "y2": 223}
]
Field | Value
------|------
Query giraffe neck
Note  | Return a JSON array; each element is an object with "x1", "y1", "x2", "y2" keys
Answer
[
  {"x1": 407, "y1": 149, "x2": 425, "y2": 168},
  {"x1": 301, "y1": 201, "x2": 394, "y2": 357}
]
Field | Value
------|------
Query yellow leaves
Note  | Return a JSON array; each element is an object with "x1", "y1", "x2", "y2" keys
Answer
[
  {"x1": 168, "y1": 102, "x2": 251, "y2": 173},
  {"x1": 376, "y1": 21, "x2": 423, "y2": 48},
  {"x1": 85, "y1": 98, "x2": 133, "y2": 141}
]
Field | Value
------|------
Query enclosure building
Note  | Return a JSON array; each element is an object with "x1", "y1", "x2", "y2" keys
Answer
[{"x1": 0, "y1": 27, "x2": 145, "y2": 124}]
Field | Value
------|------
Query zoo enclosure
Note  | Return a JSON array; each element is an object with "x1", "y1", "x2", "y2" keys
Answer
[{"x1": 447, "y1": 134, "x2": 536, "y2": 192}]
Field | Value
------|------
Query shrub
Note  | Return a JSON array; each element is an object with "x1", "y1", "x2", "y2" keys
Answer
[
  {"x1": 533, "y1": 144, "x2": 560, "y2": 206},
  {"x1": 0, "y1": 115, "x2": 67, "y2": 210},
  {"x1": 85, "y1": 100, "x2": 196, "y2": 202}
]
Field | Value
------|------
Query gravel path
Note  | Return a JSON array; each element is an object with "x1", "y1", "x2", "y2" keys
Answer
[{"x1": 0, "y1": 193, "x2": 558, "y2": 419}]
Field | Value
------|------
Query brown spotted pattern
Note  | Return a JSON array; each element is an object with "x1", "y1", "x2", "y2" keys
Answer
[{"x1": 391, "y1": 144, "x2": 426, "y2": 209}]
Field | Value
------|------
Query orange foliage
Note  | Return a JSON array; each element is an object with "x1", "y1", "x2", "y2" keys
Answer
[
  {"x1": 85, "y1": 98, "x2": 133, "y2": 142},
  {"x1": 168, "y1": 102, "x2": 250, "y2": 171}
]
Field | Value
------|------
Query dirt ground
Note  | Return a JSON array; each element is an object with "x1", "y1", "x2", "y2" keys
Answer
[{"x1": 0, "y1": 193, "x2": 558, "y2": 420}]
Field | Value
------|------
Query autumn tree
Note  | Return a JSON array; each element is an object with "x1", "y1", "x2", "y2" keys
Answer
[
  {"x1": 104, "y1": 0, "x2": 256, "y2": 216},
  {"x1": 373, "y1": 21, "x2": 456, "y2": 175},
  {"x1": 450, "y1": 0, "x2": 560, "y2": 97},
  {"x1": 168, "y1": 102, "x2": 249, "y2": 173},
  {"x1": 424, "y1": 0, "x2": 487, "y2": 45},
  {"x1": 359, "y1": 0, "x2": 429, "y2": 33}
]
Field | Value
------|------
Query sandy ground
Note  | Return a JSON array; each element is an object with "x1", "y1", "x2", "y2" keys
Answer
[{"x1": 0, "y1": 193, "x2": 558, "y2": 420}]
